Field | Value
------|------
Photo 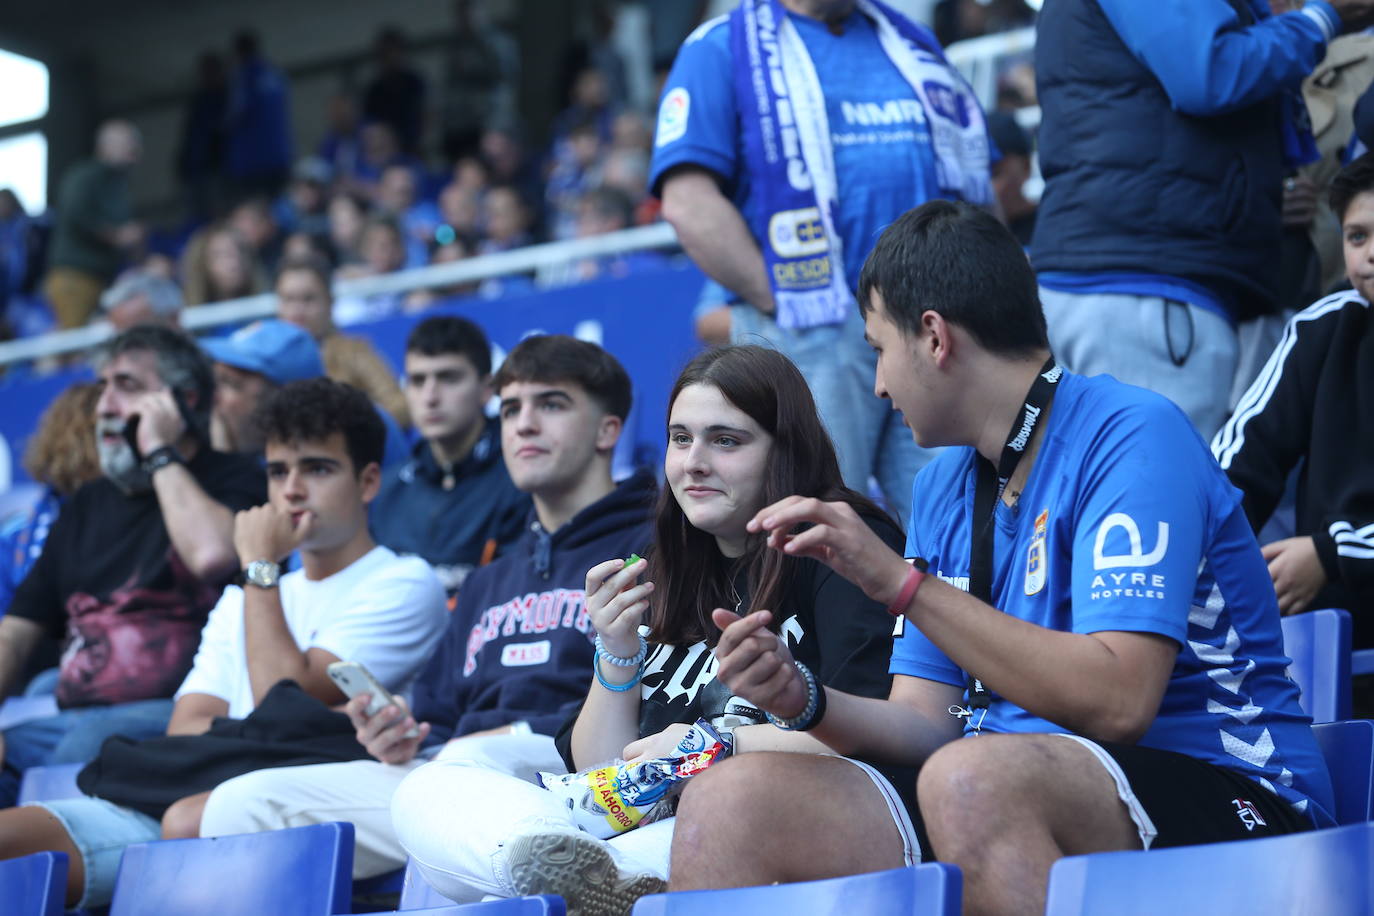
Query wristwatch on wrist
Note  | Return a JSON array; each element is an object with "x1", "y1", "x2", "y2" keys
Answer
[
  {"x1": 141, "y1": 445, "x2": 185, "y2": 476},
  {"x1": 243, "y1": 559, "x2": 281, "y2": 589}
]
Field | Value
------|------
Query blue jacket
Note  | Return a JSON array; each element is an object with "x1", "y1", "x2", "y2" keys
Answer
[
  {"x1": 1031, "y1": 0, "x2": 1336, "y2": 318},
  {"x1": 370, "y1": 418, "x2": 530, "y2": 595},
  {"x1": 411, "y1": 469, "x2": 656, "y2": 742}
]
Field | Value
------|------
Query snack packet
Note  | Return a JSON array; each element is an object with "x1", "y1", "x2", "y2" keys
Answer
[{"x1": 538, "y1": 719, "x2": 732, "y2": 839}]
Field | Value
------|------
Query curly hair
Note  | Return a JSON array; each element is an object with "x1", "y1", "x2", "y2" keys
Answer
[
  {"x1": 252, "y1": 377, "x2": 385, "y2": 473},
  {"x1": 23, "y1": 382, "x2": 103, "y2": 496}
]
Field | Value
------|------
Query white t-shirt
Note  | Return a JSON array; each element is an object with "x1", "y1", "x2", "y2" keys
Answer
[{"x1": 176, "y1": 545, "x2": 447, "y2": 718}]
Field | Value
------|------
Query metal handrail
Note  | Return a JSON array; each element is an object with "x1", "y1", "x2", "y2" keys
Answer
[{"x1": 0, "y1": 221, "x2": 680, "y2": 368}]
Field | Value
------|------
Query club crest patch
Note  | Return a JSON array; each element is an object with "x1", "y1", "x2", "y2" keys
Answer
[{"x1": 1025, "y1": 509, "x2": 1048, "y2": 596}]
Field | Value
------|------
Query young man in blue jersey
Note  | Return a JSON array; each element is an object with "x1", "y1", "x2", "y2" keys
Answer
[
  {"x1": 193, "y1": 335, "x2": 656, "y2": 883},
  {"x1": 652, "y1": 0, "x2": 994, "y2": 523},
  {"x1": 671, "y1": 201, "x2": 1334, "y2": 916}
]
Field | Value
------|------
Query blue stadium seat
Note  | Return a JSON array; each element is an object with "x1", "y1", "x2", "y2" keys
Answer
[
  {"x1": 1353, "y1": 648, "x2": 1374, "y2": 677},
  {"x1": 1043, "y1": 821, "x2": 1374, "y2": 915},
  {"x1": 373, "y1": 898, "x2": 565, "y2": 915},
  {"x1": 1314, "y1": 719, "x2": 1374, "y2": 825},
  {"x1": 354, "y1": 865, "x2": 405, "y2": 899},
  {"x1": 630, "y1": 863, "x2": 961, "y2": 916},
  {"x1": 0, "y1": 851, "x2": 67, "y2": 916},
  {"x1": 16, "y1": 762, "x2": 85, "y2": 805},
  {"x1": 401, "y1": 856, "x2": 456, "y2": 909},
  {"x1": 1280, "y1": 607, "x2": 1352, "y2": 722},
  {"x1": 108, "y1": 822, "x2": 354, "y2": 916}
]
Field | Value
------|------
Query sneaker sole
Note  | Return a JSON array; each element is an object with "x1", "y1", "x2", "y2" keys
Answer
[{"x1": 505, "y1": 832, "x2": 666, "y2": 916}]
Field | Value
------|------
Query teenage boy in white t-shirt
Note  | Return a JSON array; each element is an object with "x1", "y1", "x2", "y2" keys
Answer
[{"x1": 0, "y1": 377, "x2": 447, "y2": 910}]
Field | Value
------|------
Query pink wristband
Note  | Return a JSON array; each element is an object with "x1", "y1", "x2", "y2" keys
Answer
[{"x1": 886, "y1": 560, "x2": 927, "y2": 617}]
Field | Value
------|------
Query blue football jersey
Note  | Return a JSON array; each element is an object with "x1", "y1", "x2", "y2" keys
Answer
[{"x1": 891, "y1": 371, "x2": 1335, "y2": 827}]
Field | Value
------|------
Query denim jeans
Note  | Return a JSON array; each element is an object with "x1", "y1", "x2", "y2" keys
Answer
[
  {"x1": 731, "y1": 304, "x2": 934, "y2": 526},
  {"x1": 0, "y1": 697, "x2": 174, "y2": 807}
]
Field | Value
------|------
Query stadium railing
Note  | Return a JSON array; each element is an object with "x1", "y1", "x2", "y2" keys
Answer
[{"x1": 0, "y1": 222, "x2": 680, "y2": 369}]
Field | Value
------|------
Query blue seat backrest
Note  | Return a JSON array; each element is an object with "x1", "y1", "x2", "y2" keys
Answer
[
  {"x1": 401, "y1": 856, "x2": 458, "y2": 909},
  {"x1": 1281, "y1": 608, "x2": 1352, "y2": 723},
  {"x1": 630, "y1": 863, "x2": 961, "y2": 916},
  {"x1": 17, "y1": 762, "x2": 86, "y2": 806},
  {"x1": 377, "y1": 898, "x2": 565, "y2": 914},
  {"x1": 1313, "y1": 719, "x2": 1374, "y2": 825},
  {"x1": 0, "y1": 851, "x2": 67, "y2": 916},
  {"x1": 1044, "y1": 821, "x2": 1374, "y2": 915},
  {"x1": 108, "y1": 821, "x2": 354, "y2": 916}
]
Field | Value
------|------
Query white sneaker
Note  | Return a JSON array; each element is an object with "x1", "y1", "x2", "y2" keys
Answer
[{"x1": 504, "y1": 831, "x2": 666, "y2": 916}]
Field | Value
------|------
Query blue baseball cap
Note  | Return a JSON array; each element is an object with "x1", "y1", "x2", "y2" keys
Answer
[{"x1": 202, "y1": 319, "x2": 324, "y2": 385}]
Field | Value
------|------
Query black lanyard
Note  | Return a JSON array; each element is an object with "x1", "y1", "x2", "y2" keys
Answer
[{"x1": 955, "y1": 356, "x2": 1061, "y2": 731}]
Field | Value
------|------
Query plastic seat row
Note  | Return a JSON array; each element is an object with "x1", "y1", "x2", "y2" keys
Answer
[
  {"x1": 4, "y1": 609, "x2": 1365, "y2": 915},
  {"x1": 3, "y1": 720, "x2": 1371, "y2": 916}
]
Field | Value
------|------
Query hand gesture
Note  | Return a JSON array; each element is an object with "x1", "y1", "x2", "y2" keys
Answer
[
  {"x1": 710, "y1": 608, "x2": 808, "y2": 720},
  {"x1": 1281, "y1": 176, "x2": 1318, "y2": 229},
  {"x1": 621, "y1": 723, "x2": 693, "y2": 765},
  {"x1": 233, "y1": 503, "x2": 315, "y2": 565},
  {"x1": 1262, "y1": 536, "x2": 1327, "y2": 616},
  {"x1": 584, "y1": 556, "x2": 653, "y2": 659},
  {"x1": 130, "y1": 389, "x2": 186, "y2": 455},
  {"x1": 345, "y1": 693, "x2": 428, "y2": 765},
  {"x1": 747, "y1": 497, "x2": 911, "y2": 607}
]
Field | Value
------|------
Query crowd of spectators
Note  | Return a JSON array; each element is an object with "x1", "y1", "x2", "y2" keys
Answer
[
  {"x1": 0, "y1": 1, "x2": 705, "y2": 346},
  {"x1": 5, "y1": 2, "x2": 1374, "y2": 915}
]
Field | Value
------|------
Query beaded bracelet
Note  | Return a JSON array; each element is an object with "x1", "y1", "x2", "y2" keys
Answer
[
  {"x1": 766, "y1": 661, "x2": 827, "y2": 732},
  {"x1": 595, "y1": 633, "x2": 648, "y2": 669},
  {"x1": 594, "y1": 655, "x2": 643, "y2": 692}
]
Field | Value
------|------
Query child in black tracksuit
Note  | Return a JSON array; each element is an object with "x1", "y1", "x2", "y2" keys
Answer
[{"x1": 1214, "y1": 153, "x2": 1374, "y2": 656}]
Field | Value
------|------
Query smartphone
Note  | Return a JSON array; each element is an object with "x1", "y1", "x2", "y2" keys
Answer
[
  {"x1": 121, "y1": 388, "x2": 206, "y2": 462},
  {"x1": 326, "y1": 660, "x2": 421, "y2": 739}
]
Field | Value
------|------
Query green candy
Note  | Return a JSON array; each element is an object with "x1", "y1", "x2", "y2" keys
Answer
[{"x1": 625, "y1": 553, "x2": 642, "y2": 567}]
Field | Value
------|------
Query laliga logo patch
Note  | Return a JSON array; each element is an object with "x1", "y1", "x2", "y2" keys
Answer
[
  {"x1": 655, "y1": 88, "x2": 690, "y2": 147},
  {"x1": 1024, "y1": 509, "x2": 1048, "y2": 596},
  {"x1": 922, "y1": 80, "x2": 970, "y2": 128},
  {"x1": 767, "y1": 207, "x2": 829, "y2": 258}
]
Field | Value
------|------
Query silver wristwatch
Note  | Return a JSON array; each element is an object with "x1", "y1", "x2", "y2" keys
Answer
[{"x1": 243, "y1": 559, "x2": 281, "y2": 589}]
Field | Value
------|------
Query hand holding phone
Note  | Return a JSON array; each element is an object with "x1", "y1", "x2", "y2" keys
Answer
[{"x1": 327, "y1": 661, "x2": 422, "y2": 740}]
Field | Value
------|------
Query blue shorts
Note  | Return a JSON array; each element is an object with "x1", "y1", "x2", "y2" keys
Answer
[{"x1": 32, "y1": 797, "x2": 161, "y2": 908}]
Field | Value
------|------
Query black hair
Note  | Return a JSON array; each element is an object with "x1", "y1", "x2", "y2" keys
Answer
[
  {"x1": 94, "y1": 325, "x2": 214, "y2": 431},
  {"x1": 492, "y1": 334, "x2": 632, "y2": 421},
  {"x1": 857, "y1": 200, "x2": 1048, "y2": 356},
  {"x1": 581, "y1": 186, "x2": 634, "y2": 228},
  {"x1": 406, "y1": 316, "x2": 492, "y2": 376},
  {"x1": 1329, "y1": 153, "x2": 1374, "y2": 224},
  {"x1": 253, "y1": 377, "x2": 385, "y2": 474},
  {"x1": 274, "y1": 253, "x2": 333, "y2": 292}
]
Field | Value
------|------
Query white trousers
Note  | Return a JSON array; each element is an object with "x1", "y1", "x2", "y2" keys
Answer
[
  {"x1": 391, "y1": 753, "x2": 679, "y2": 903},
  {"x1": 200, "y1": 733, "x2": 564, "y2": 879}
]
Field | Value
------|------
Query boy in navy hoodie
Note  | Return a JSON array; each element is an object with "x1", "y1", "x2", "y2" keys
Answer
[{"x1": 196, "y1": 335, "x2": 656, "y2": 881}]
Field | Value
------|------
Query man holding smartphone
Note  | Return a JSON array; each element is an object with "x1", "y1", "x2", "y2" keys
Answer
[
  {"x1": 0, "y1": 325, "x2": 264, "y2": 807},
  {"x1": 196, "y1": 335, "x2": 655, "y2": 883},
  {"x1": 0, "y1": 377, "x2": 447, "y2": 910}
]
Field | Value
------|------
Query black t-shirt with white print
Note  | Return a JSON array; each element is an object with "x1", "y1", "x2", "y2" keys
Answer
[{"x1": 555, "y1": 512, "x2": 906, "y2": 770}]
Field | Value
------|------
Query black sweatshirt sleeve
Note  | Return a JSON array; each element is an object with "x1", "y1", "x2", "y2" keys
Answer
[{"x1": 1212, "y1": 310, "x2": 1327, "y2": 530}]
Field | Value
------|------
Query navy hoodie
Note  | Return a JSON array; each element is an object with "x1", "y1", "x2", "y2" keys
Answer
[
  {"x1": 371, "y1": 418, "x2": 531, "y2": 594},
  {"x1": 411, "y1": 469, "x2": 656, "y2": 743}
]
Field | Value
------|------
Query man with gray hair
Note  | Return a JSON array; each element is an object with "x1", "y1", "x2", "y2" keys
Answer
[
  {"x1": 101, "y1": 270, "x2": 184, "y2": 332},
  {"x1": 0, "y1": 325, "x2": 264, "y2": 807},
  {"x1": 43, "y1": 120, "x2": 145, "y2": 329}
]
